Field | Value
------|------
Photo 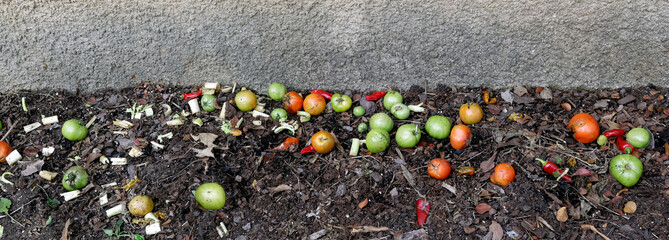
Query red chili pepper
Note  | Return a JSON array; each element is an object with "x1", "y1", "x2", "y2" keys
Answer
[
  {"x1": 311, "y1": 89, "x2": 333, "y2": 100},
  {"x1": 182, "y1": 90, "x2": 202, "y2": 100},
  {"x1": 456, "y1": 166, "x2": 475, "y2": 176},
  {"x1": 536, "y1": 158, "x2": 572, "y2": 181},
  {"x1": 365, "y1": 91, "x2": 386, "y2": 101},
  {"x1": 416, "y1": 198, "x2": 430, "y2": 227},
  {"x1": 271, "y1": 137, "x2": 299, "y2": 152},
  {"x1": 300, "y1": 145, "x2": 315, "y2": 155},
  {"x1": 603, "y1": 129, "x2": 625, "y2": 138},
  {"x1": 616, "y1": 136, "x2": 634, "y2": 154}
]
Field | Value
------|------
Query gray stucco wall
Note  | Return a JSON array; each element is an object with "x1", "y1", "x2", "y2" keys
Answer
[{"x1": 1, "y1": 1, "x2": 668, "y2": 93}]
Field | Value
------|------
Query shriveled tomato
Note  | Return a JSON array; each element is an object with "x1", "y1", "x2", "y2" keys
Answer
[
  {"x1": 311, "y1": 130, "x2": 335, "y2": 154},
  {"x1": 0, "y1": 141, "x2": 12, "y2": 163},
  {"x1": 283, "y1": 91, "x2": 303, "y2": 114},
  {"x1": 450, "y1": 124, "x2": 472, "y2": 150},
  {"x1": 303, "y1": 93, "x2": 326, "y2": 116},
  {"x1": 490, "y1": 163, "x2": 515, "y2": 187},
  {"x1": 567, "y1": 113, "x2": 600, "y2": 144},
  {"x1": 459, "y1": 102, "x2": 483, "y2": 125},
  {"x1": 427, "y1": 158, "x2": 451, "y2": 180}
]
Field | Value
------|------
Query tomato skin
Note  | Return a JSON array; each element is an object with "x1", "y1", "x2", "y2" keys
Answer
[
  {"x1": 283, "y1": 91, "x2": 303, "y2": 114},
  {"x1": 0, "y1": 141, "x2": 12, "y2": 163},
  {"x1": 427, "y1": 158, "x2": 451, "y2": 180},
  {"x1": 303, "y1": 93, "x2": 326, "y2": 116},
  {"x1": 490, "y1": 163, "x2": 515, "y2": 187},
  {"x1": 234, "y1": 90, "x2": 257, "y2": 112},
  {"x1": 450, "y1": 124, "x2": 472, "y2": 150},
  {"x1": 311, "y1": 130, "x2": 335, "y2": 154},
  {"x1": 567, "y1": 113, "x2": 600, "y2": 144},
  {"x1": 459, "y1": 102, "x2": 483, "y2": 125}
]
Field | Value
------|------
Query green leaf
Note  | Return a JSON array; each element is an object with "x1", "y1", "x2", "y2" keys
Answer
[
  {"x1": 115, "y1": 219, "x2": 123, "y2": 234},
  {"x1": 45, "y1": 216, "x2": 53, "y2": 226},
  {"x1": 133, "y1": 234, "x2": 145, "y2": 240},
  {"x1": 47, "y1": 198, "x2": 61, "y2": 208},
  {"x1": 0, "y1": 198, "x2": 11, "y2": 214},
  {"x1": 103, "y1": 229, "x2": 114, "y2": 236}
]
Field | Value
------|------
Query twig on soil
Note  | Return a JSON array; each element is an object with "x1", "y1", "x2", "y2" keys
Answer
[
  {"x1": 581, "y1": 224, "x2": 611, "y2": 240},
  {"x1": 0, "y1": 119, "x2": 15, "y2": 142}
]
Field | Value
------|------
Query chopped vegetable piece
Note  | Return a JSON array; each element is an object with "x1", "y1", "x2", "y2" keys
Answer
[
  {"x1": 188, "y1": 99, "x2": 200, "y2": 114},
  {"x1": 271, "y1": 137, "x2": 299, "y2": 152},
  {"x1": 616, "y1": 136, "x2": 634, "y2": 154},
  {"x1": 603, "y1": 129, "x2": 625, "y2": 138},
  {"x1": 105, "y1": 203, "x2": 125, "y2": 217},
  {"x1": 39, "y1": 171, "x2": 57, "y2": 181},
  {"x1": 5, "y1": 150, "x2": 21, "y2": 165},
  {"x1": 182, "y1": 90, "x2": 202, "y2": 100},
  {"x1": 349, "y1": 138, "x2": 361, "y2": 156},
  {"x1": 365, "y1": 91, "x2": 386, "y2": 101},
  {"x1": 536, "y1": 158, "x2": 572, "y2": 181},
  {"x1": 60, "y1": 190, "x2": 81, "y2": 202},
  {"x1": 416, "y1": 198, "x2": 430, "y2": 227},
  {"x1": 456, "y1": 166, "x2": 475, "y2": 176},
  {"x1": 312, "y1": 89, "x2": 333, "y2": 100},
  {"x1": 41, "y1": 116, "x2": 59, "y2": 125},
  {"x1": 23, "y1": 122, "x2": 41, "y2": 133}
]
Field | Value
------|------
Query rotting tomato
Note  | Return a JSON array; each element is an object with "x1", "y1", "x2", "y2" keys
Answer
[
  {"x1": 234, "y1": 90, "x2": 257, "y2": 112},
  {"x1": 283, "y1": 91, "x2": 303, "y2": 114},
  {"x1": 303, "y1": 93, "x2": 326, "y2": 116},
  {"x1": 128, "y1": 195, "x2": 154, "y2": 217},
  {"x1": 311, "y1": 130, "x2": 335, "y2": 154},
  {"x1": 459, "y1": 102, "x2": 483, "y2": 125},
  {"x1": 0, "y1": 141, "x2": 12, "y2": 163},
  {"x1": 449, "y1": 124, "x2": 472, "y2": 150},
  {"x1": 427, "y1": 158, "x2": 451, "y2": 180},
  {"x1": 331, "y1": 93, "x2": 352, "y2": 113},
  {"x1": 490, "y1": 163, "x2": 515, "y2": 187},
  {"x1": 567, "y1": 113, "x2": 600, "y2": 144}
]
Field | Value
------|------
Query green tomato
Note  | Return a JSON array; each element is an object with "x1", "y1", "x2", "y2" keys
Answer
[
  {"x1": 61, "y1": 119, "x2": 88, "y2": 141},
  {"x1": 366, "y1": 129, "x2": 390, "y2": 153},
  {"x1": 369, "y1": 113, "x2": 394, "y2": 133},
  {"x1": 425, "y1": 115, "x2": 451, "y2": 140},
  {"x1": 62, "y1": 166, "x2": 89, "y2": 191},
  {"x1": 353, "y1": 106, "x2": 366, "y2": 116},
  {"x1": 609, "y1": 154, "x2": 643, "y2": 187},
  {"x1": 596, "y1": 135, "x2": 607, "y2": 146},
  {"x1": 626, "y1": 128, "x2": 650, "y2": 149},
  {"x1": 235, "y1": 90, "x2": 257, "y2": 112},
  {"x1": 200, "y1": 94, "x2": 217, "y2": 112},
  {"x1": 195, "y1": 183, "x2": 226, "y2": 210},
  {"x1": 383, "y1": 91, "x2": 403, "y2": 111},
  {"x1": 331, "y1": 94, "x2": 353, "y2": 112},
  {"x1": 358, "y1": 123, "x2": 368, "y2": 133},
  {"x1": 390, "y1": 103, "x2": 410, "y2": 120},
  {"x1": 395, "y1": 124, "x2": 421, "y2": 148},
  {"x1": 271, "y1": 108, "x2": 288, "y2": 121},
  {"x1": 268, "y1": 83, "x2": 287, "y2": 101}
]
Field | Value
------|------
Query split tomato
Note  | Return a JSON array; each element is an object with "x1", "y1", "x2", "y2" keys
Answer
[
  {"x1": 459, "y1": 102, "x2": 483, "y2": 125},
  {"x1": 449, "y1": 124, "x2": 472, "y2": 150},
  {"x1": 311, "y1": 131, "x2": 335, "y2": 154},
  {"x1": 0, "y1": 141, "x2": 11, "y2": 163},
  {"x1": 303, "y1": 93, "x2": 326, "y2": 116},
  {"x1": 427, "y1": 158, "x2": 451, "y2": 180},
  {"x1": 283, "y1": 91, "x2": 303, "y2": 114},
  {"x1": 490, "y1": 163, "x2": 515, "y2": 187},
  {"x1": 568, "y1": 113, "x2": 600, "y2": 144}
]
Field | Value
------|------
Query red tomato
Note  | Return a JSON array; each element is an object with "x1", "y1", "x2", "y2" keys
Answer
[
  {"x1": 311, "y1": 131, "x2": 335, "y2": 154},
  {"x1": 567, "y1": 113, "x2": 600, "y2": 144},
  {"x1": 450, "y1": 124, "x2": 472, "y2": 150},
  {"x1": 427, "y1": 158, "x2": 451, "y2": 180},
  {"x1": 490, "y1": 163, "x2": 515, "y2": 187},
  {"x1": 0, "y1": 141, "x2": 11, "y2": 163},
  {"x1": 459, "y1": 102, "x2": 483, "y2": 125},
  {"x1": 303, "y1": 93, "x2": 326, "y2": 116},
  {"x1": 283, "y1": 91, "x2": 303, "y2": 114}
]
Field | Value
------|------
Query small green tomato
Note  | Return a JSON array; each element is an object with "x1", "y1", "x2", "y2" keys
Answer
[
  {"x1": 390, "y1": 103, "x2": 410, "y2": 120},
  {"x1": 62, "y1": 119, "x2": 88, "y2": 141},
  {"x1": 271, "y1": 108, "x2": 288, "y2": 121},
  {"x1": 268, "y1": 83, "x2": 287, "y2": 101},
  {"x1": 200, "y1": 94, "x2": 217, "y2": 112},
  {"x1": 596, "y1": 135, "x2": 607, "y2": 146},
  {"x1": 358, "y1": 123, "x2": 368, "y2": 133},
  {"x1": 353, "y1": 106, "x2": 365, "y2": 116}
]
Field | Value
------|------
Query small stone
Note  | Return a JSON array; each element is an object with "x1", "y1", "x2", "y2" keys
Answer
[
  {"x1": 370, "y1": 172, "x2": 382, "y2": 182},
  {"x1": 336, "y1": 184, "x2": 347, "y2": 197},
  {"x1": 242, "y1": 222, "x2": 251, "y2": 231},
  {"x1": 235, "y1": 175, "x2": 243, "y2": 182},
  {"x1": 390, "y1": 188, "x2": 399, "y2": 198}
]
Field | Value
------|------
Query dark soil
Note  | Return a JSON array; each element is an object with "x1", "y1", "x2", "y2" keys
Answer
[{"x1": 0, "y1": 83, "x2": 667, "y2": 240}]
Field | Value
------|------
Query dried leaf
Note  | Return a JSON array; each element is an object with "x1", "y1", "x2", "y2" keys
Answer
[
  {"x1": 396, "y1": 229, "x2": 428, "y2": 239},
  {"x1": 20, "y1": 160, "x2": 44, "y2": 176},
  {"x1": 358, "y1": 198, "x2": 368, "y2": 209},
  {"x1": 193, "y1": 133, "x2": 218, "y2": 147},
  {"x1": 561, "y1": 103, "x2": 572, "y2": 111},
  {"x1": 500, "y1": 90, "x2": 514, "y2": 104},
  {"x1": 536, "y1": 215, "x2": 555, "y2": 231},
  {"x1": 192, "y1": 146, "x2": 215, "y2": 158},
  {"x1": 61, "y1": 218, "x2": 71, "y2": 240},
  {"x1": 476, "y1": 203, "x2": 492, "y2": 214},
  {"x1": 489, "y1": 221, "x2": 503, "y2": 240},
  {"x1": 480, "y1": 151, "x2": 497, "y2": 173},
  {"x1": 349, "y1": 225, "x2": 391, "y2": 233},
  {"x1": 573, "y1": 168, "x2": 592, "y2": 176},
  {"x1": 23, "y1": 146, "x2": 39, "y2": 157},
  {"x1": 538, "y1": 88, "x2": 552, "y2": 100},
  {"x1": 513, "y1": 86, "x2": 528, "y2": 97},
  {"x1": 271, "y1": 184, "x2": 292, "y2": 193},
  {"x1": 623, "y1": 201, "x2": 636, "y2": 214},
  {"x1": 556, "y1": 207, "x2": 568, "y2": 222},
  {"x1": 441, "y1": 182, "x2": 457, "y2": 195}
]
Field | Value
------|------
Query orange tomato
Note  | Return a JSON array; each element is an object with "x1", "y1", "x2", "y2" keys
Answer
[
  {"x1": 283, "y1": 91, "x2": 303, "y2": 114},
  {"x1": 303, "y1": 93, "x2": 326, "y2": 116},
  {"x1": 567, "y1": 113, "x2": 600, "y2": 144},
  {"x1": 459, "y1": 102, "x2": 483, "y2": 125},
  {"x1": 450, "y1": 124, "x2": 472, "y2": 150},
  {"x1": 490, "y1": 163, "x2": 515, "y2": 187},
  {"x1": 0, "y1": 141, "x2": 11, "y2": 163},
  {"x1": 311, "y1": 130, "x2": 335, "y2": 154},
  {"x1": 427, "y1": 158, "x2": 451, "y2": 180}
]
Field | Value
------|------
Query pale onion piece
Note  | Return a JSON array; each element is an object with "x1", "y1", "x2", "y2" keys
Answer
[
  {"x1": 157, "y1": 132, "x2": 173, "y2": 143},
  {"x1": 39, "y1": 171, "x2": 57, "y2": 181},
  {"x1": 219, "y1": 102, "x2": 228, "y2": 119},
  {"x1": 252, "y1": 110, "x2": 269, "y2": 118},
  {"x1": 204, "y1": 82, "x2": 220, "y2": 90},
  {"x1": 188, "y1": 99, "x2": 200, "y2": 114},
  {"x1": 42, "y1": 147, "x2": 55, "y2": 157},
  {"x1": 110, "y1": 157, "x2": 128, "y2": 165},
  {"x1": 133, "y1": 113, "x2": 143, "y2": 120},
  {"x1": 101, "y1": 182, "x2": 118, "y2": 188},
  {"x1": 0, "y1": 172, "x2": 14, "y2": 186},
  {"x1": 41, "y1": 115, "x2": 59, "y2": 125},
  {"x1": 252, "y1": 120, "x2": 262, "y2": 126},
  {"x1": 221, "y1": 86, "x2": 233, "y2": 93},
  {"x1": 162, "y1": 104, "x2": 172, "y2": 116},
  {"x1": 166, "y1": 119, "x2": 184, "y2": 126},
  {"x1": 216, "y1": 222, "x2": 229, "y2": 237},
  {"x1": 144, "y1": 107, "x2": 154, "y2": 117},
  {"x1": 60, "y1": 190, "x2": 81, "y2": 202},
  {"x1": 6, "y1": 150, "x2": 22, "y2": 165},
  {"x1": 99, "y1": 193, "x2": 108, "y2": 205},
  {"x1": 202, "y1": 89, "x2": 215, "y2": 95},
  {"x1": 23, "y1": 122, "x2": 42, "y2": 133},
  {"x1": 145, "y1": 212, "x2": 161, "y2": 235},
  {"x1": 349, "y1": 138, "x2": 360, "y2": 156},
  {"x1": 253, "y1": 105, "x2": 265, "y2": 112},
  {"x1": 105, "y1": 203, "x2": 126, "y2": 217},
  {"x1": 112, "y1": 131, "x2": 128, "y2": 136},
  {"x1": 151, "y1": 141, "x2": 164, "y2": 150},
  {"x1": 128, "y1": 146, "x2": 143, "y2": 158},
  {"x1": 112, "y1": 120, "x2": 134, "y2": 129},
  {"x1": 100, "y1": 156, "x2": 109, "y2": 164}
]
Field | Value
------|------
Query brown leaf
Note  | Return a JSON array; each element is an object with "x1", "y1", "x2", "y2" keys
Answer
[
  {"x1": 463, "y1": 226, "x2": 477, "y2": 234},
  {"x1": 513, "y1": 86, "x2": 528, "y2": 97},
  {"x1": 23, "y1": 146, "x2": 39, "y2": 157},
  {"x1": 489, "y1": 221, "x2": 503, "y2": 240},
  {"x1": 561, "y1": 103, "x2": 572, "y2": 111},
  {"x1": 61, "y1": 218, "x2": 71, "y2": 240},
  {"x1": 539, "y1": 88, "x2": 553, "y2": 100},
  {"x1": 556, "y1": 207, "x2": 568, "y2": 222},
  {"x1": 192, "y1": 146, "x2": 215, "y2": 158},
  {"x1": 358, "y1": 198, "x2": 368, "y2": 209},
  {"x1": 480, "y1": 151, "x2": 497, "y2": 173},
  {"x1": 476, "y1": 203, "x2": 492, "y2": 214},
  {"x1": 486, "y1": 104, "x2": 504, "y2": 115},
  {"x1": 623, "y1": 201, "x2": 637, "y2": 214},
  {"x1": 20, "y1": 160, "x2": 44, "y2": 176}
]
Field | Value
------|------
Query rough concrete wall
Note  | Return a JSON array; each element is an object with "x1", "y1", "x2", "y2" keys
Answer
[{"x1": 1, "y1": 1, "x2": 668, "y2": 93}]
